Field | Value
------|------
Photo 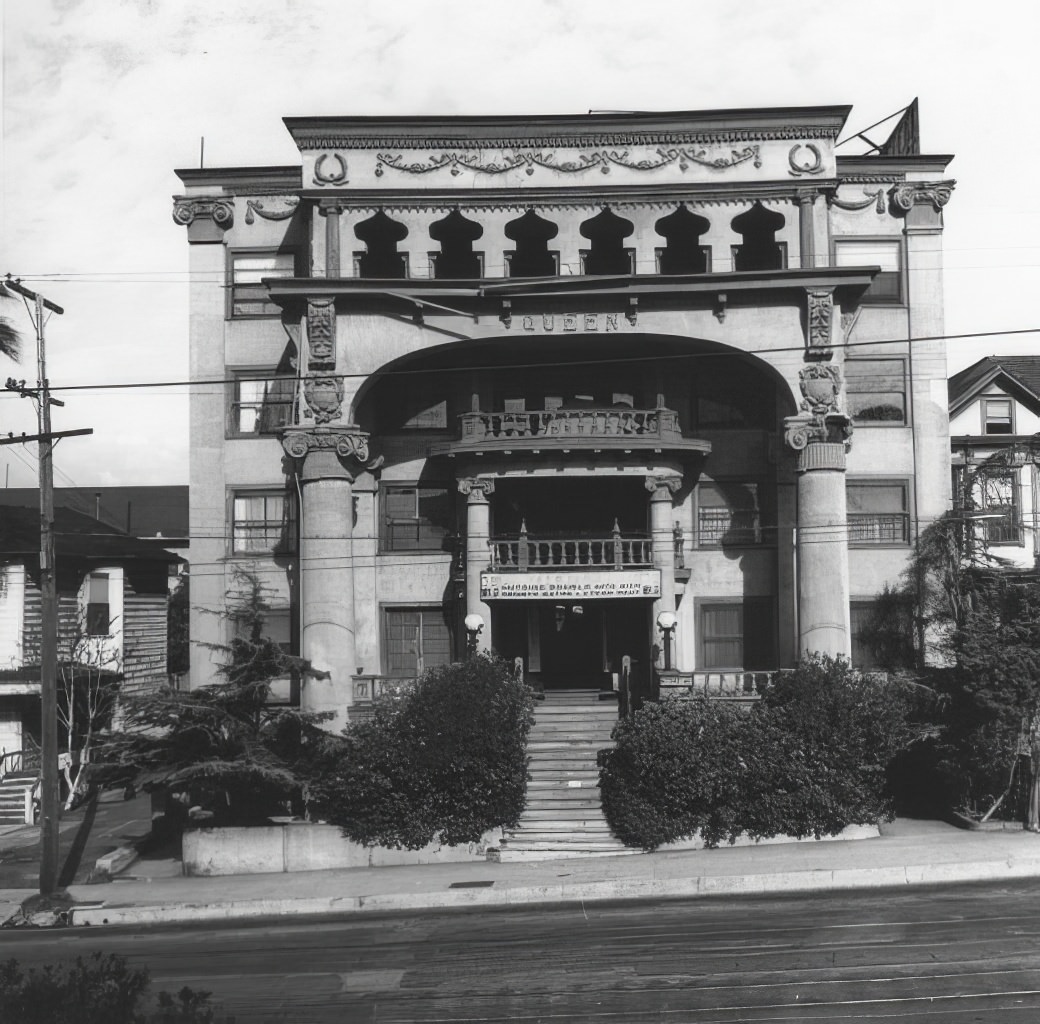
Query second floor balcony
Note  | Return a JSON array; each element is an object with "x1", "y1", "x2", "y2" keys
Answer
[
  {"x1": 434, "y1": 404, "x2": 711, "y2": 458},
  {"x1": 490, "y1": 521, "x2": 653, "y2": 572}
]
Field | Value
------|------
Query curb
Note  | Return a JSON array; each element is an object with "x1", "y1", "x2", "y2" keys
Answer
[{"x1": 67, "y1": 855, "x2": 1040, "y2": 928}]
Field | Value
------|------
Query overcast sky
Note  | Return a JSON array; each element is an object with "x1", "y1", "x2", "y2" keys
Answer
[{"x1": 1, "y1": 0, "x2": 1038, "y2": 489}]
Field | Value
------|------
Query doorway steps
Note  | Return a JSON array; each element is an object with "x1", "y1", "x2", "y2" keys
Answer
[
  {"x1": 0, "y1": 770, "x2": 37, "y2": 826},
  {"x1": 492, "y1": 689, "x2": 636, "y2": 861}
]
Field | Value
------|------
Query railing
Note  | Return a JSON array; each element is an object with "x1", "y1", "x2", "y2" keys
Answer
[
  {"x1": 657, "y1": 670, "x2": 776, "y2": 701},
  {"x1": 490, "y1": 521, "x2": 652, "y2": 571},
  {"x1": 847, "y1": 513, "x2": 910, "y2": 544},
  {"x1": 459, "y1": 406, "x2": 682, "y2": 443},
  {"x1": 697, "y1": 508, "x2": 761, "y2": 547},
  {"x1": 0, "y1": 741, "x2": 41, "y2": 781}
]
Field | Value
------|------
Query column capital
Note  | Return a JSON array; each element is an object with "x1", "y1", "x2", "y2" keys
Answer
[
  {"x1": 645, "y1": 473, "x2": 682, "y2": 497},
  {"x1": 784, "y1": 414, "x2": 852, "y2": 471},
  {"x1": 282, "y1": 425, "x2": 382, "y2": 478},
  {"x1": 171, "y1": 196, "x2": 234, "y2": 242},
  {"x1": 889, "y1": 179, "x2": 956, "y2": 214},
  {"x1": 458, "y1": 477, "x2": 496, "y2": 502}
]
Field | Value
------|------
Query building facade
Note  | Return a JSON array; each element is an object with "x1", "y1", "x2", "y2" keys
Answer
[
  {"x1": 949, "y1": 356, "x2": 1040, "y2": 569},
  {"x1": 173, "y1": 104, "x2": 955, "y2": 728}
]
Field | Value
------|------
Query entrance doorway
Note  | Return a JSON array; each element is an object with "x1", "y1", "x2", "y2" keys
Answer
[{"x1": 538, "y1": 603, "x2": 604, "y2": 689}]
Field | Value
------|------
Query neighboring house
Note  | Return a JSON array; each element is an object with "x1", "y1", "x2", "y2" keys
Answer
[
  {"x1": 172, "y1": 101, "x2": 954, "y2": 728},
  {"x1": 0, "y1": 505, "x2": 180, "y2": 761},
  {"x1": 948, "y1": 356, "x2": 1040, "y2": 569}
]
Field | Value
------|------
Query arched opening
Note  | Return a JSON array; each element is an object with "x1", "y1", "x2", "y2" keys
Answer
[
  {"x1": 731, "y1": 202, "x2": 786, "y2": 272},
  {"x1": 430, "y1": 209, "x2": 483, "y2": 279},
  {"x1": 655, "y1": 206, "x2": 710, "y2": 274},
  {"x1": 580, "y1": 208, "x2": 635, "y2": 275},
  {"x1": 354, "y1": 211, "x2": 408, "y2": 278},
  {"x1": 504, "y1": 210, "x2": 559, "y2": 277}
]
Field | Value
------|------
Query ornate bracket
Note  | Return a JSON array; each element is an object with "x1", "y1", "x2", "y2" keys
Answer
[
  {"x1": 281, "y1": 426, "x2": 382, "y2": 476},
  {"x1": 307, "y1": 299, "x2": 336, "y2": 368},
  {"x1": 888, "y1": 179, "x2": 956, "y2": 213},
  {"x1": 458, "y1": 477, "x2": 496, "y2": 501},
  {"x1": 805, "y1": 288, "x2": 834, "y2": 359}
]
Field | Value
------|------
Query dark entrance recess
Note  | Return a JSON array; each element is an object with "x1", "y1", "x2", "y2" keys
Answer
[
  {"x1": 354, "y1": 211, "x2": 408, "y2": 278},
  {"x1": 731, "y1": 202, "x2": 786, "y2": 272},
  {"x1": 493, "y1": 477, "x2": 648, "y2": 537},
  {"x1": 580, "y1": 208, "x2": 635, "y2": 275},
  {"x1": 430, "y1": 209, "x2": 483, "y2": 279},
  {"x1": 504, "y1": 210, "x2": 559, "y2": 277},
  {"x1": 655, "y1": 205, "x2": 710, "y2": 274}
]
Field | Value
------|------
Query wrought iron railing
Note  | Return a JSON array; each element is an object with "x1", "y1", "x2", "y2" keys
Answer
[
  {"x1": 847, "y1": 513, "x2": 910, "y2": 545},
  {"x1": 489, "y1": 522, "x2": 652, "y2": 571}
]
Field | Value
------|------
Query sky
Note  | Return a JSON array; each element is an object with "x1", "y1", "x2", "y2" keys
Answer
[{"x1": 1, "y1": 0, "x2": 1038, "y2": 489}]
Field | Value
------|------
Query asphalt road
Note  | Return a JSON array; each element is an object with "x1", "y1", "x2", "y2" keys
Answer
[{"x1": 4, "y1": 880, "x2": 1040, "y2": 1022}]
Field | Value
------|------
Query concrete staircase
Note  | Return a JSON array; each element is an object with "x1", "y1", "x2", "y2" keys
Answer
[
  {"x1": 0, "y1": 769, "x2": 37, "y2": 826},
  {"x1": 494, "y1": 689, "x2": 636, "y2": 861}
]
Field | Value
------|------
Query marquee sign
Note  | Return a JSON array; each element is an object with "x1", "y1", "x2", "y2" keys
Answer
[{"x1": 480, "y1": 570, "x2": 661, "y2": 601}]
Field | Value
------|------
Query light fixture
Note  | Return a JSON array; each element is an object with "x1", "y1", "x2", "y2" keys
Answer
[
  {"x1": 464, "y1": 613, "x2": 484, "y2": 656},
  {"x1": 656, "y1": 611, "x2": 678, "y2": 670}
]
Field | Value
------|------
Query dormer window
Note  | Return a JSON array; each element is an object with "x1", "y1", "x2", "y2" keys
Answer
[{"x1": 983, "y1": 398, "x2": 1014, "y2": 435}]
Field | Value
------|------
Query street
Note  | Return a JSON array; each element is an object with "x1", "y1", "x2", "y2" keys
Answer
[{"x1": 4, "y1": 880, "x2": 1040, "y2": 1022}]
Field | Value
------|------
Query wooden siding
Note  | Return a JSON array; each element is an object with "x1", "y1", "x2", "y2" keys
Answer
[{"x1": 123, "y1": 590, "x2": 168, "y2": 695}]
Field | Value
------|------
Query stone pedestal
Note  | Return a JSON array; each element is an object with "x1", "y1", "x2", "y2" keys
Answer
[{"x1": 459, "y1": 478, "x2": 494, "y2": 653}]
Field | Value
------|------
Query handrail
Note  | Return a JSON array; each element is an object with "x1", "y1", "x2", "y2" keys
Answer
[{"x1": 490, "y1": 520, "x2": 652, "y2": 571}]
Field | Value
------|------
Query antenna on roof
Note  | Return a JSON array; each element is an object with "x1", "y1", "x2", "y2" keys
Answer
[{"x1": 200, "y1": 137, "x2": 205, "y2": 169}]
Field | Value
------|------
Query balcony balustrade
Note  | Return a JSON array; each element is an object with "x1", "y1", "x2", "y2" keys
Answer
[
  {"x1": 657, "y1": 669, "x2": 775, "y2": 701},
  {"x1": 490, "y1": 522, "x2": 652, "y2": 571}
]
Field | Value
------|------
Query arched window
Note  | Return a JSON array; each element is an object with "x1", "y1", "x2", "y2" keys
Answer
[
  {"x1": 354, "y1": 211, "x2": 408, "y2": 278},
  {"x1": 731, "y1": 203, "x2": 786, "y2": 272},
  {"x1": 505, "y1": 210, "x2": 559, "y2": 277},
  {"x1": 430, "y1": 209, "x2": 483, "y2": 279},
  {"x1": 655, "y1": 206, "x2": 710, "y2": 274},
  {"x1": 580, "y1": 208, "x2": 634, "y2": 275}
]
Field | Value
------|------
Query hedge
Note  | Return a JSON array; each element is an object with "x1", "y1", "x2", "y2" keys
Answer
[
  {"x1": 311, "y1": 654, "x2": 535, "y2": 849},
  {"x1": 599, "y1": 654, "x2": 919, "y2": 850}
]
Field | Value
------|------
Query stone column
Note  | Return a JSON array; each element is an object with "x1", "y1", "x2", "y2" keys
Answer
[
  {"x1": 646, "y1": 474, "x2": 681, "y2": 665},
  {"x1": 282, "y1": 426, "x2": 374, "y2": 730},
  {"x1": 459, "y1": 477, "x2": 495, "y2": 652},
  {"x1": 785, "y1": 366, "x2": 853, "y2": 659},
  {"x1": 319, "y1": 201, "x2": 343, "y2": 278},
  {"x1": 796, "y1": 190, "x2": 816, "y2": 269}
]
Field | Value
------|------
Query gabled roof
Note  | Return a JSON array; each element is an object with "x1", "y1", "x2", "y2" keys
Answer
[
  {"x1": 949, "y1": 356, "x2": 1040, "y2": 416},
  {"x1": 0, "y1": 505, "x2": 181, "y2": 564}
]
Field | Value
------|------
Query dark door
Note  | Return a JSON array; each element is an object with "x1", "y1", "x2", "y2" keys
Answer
[{"x1": 538, "y1": 603, "x2": 604, "y2": 688}]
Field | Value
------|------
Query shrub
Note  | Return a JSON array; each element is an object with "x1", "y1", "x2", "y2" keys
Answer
[
  {"x1": 0, "y1": 953, "x2": 230, "y2": 1024},
  {"x1": 311, "y1": 653, "x2": 534, "y2": 849},
  {"x1": 599, "y1": 654, "x2": 921, "y2": 850}
]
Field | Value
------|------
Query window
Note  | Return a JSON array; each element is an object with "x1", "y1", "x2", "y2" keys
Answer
[
  {"x1": 383, "y1": 607, "x2": 452, "y2": 677},
  {"x1": 231, "y1": 491, "x2": 296, "y2": 555},
  {"x1": 850, "y1": 599, "x2": 915, "y2": 671},
  {"x1": 978, "y1": 470, "x2": 1023, "y2": 545},
  {"x1": 847, "y1": 481, "x2": 910, "y2": 545},
  {"x1": 983, "y1": 398, "x2": 1014, "y2": 435},
  {"x1": 845, "y1": 359, "x2": 906, "y2": 425},
  {"x1": 834, "y1": 239, "x2": 902, "y2": 303},
  {"x1": 380, "y1": 484, "x2": 454, "y2": 552},
  {"x1": 699, "y1": 598, "x2": 775, "y2": 670},
  {"x1": 85, "y1": 572, "x2": 110, "y2": 636},
  {"x1": 228, "y1": 251, "x2": 295, "y2": 317},
  {"x1": 697, "y1": 481, "x2": 760, "y2": 547},
  {"x1": 229, "y1": 372, "x2": 295, "y2": 436}
]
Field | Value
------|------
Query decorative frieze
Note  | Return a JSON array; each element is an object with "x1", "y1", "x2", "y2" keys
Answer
[
  {"x1": 373, "y1": 145, "x2": 763, "y2": 179},
  {"x1": 788, "y1": 144, "x2": 824, "y2": 176},
  {"x1": 306, "y1": 299, "x2": 336, "y2": 367},
  {"x1": 244, "y1": 197, "x2": 300, "y2": 223},
  {"x1": 827, "y1": 188, "x2": 886, "y2": 213}
]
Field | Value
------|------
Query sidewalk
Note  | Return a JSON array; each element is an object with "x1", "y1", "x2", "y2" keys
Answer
[{"x1": 5, "y1": 813, "x2": 1040, "y2": 929}]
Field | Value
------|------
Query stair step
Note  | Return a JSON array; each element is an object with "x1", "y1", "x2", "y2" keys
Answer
[
  {"x1": 527, "y1": 761, "x2": 602, "y2": 773},
  {"x1": 524, "y1": 800, "x2": 604, "y2": 812},
  {"x1": 516, "y1": 815, "x2": 611, "y2": 827}
]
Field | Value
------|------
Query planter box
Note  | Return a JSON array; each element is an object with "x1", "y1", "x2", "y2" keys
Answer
[{"x1": 182, "y1": 823, "x2": 503, "y2": 876}]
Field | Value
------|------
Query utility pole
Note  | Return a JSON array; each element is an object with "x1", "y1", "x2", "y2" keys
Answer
[{"x1": 1, "y1": 276, "x2": 91, "y2": 895}]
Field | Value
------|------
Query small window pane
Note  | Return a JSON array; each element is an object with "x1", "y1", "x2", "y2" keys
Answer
[
  {"x1": 984, "y1": 399, "x2": 1013, "y2": 435},
  {"x1": 834, "y1": 240, "x2": 902, "y2": 302},
  {"x1": 382, "y1": 485, "x2": 453, "y2": 552},
  {"x1": 846, "y1": 360, "x2": 906, "y2": 424},
  {"x1": 230, "y1": 253, "x2": 295, "y2": 317},
  {"x1": 232, "y1": 492, "x2": 294, "y2": 554}
]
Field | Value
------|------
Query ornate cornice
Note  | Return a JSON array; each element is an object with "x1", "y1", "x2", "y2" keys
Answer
[
  {"x1": 294, "y1": 127, "x2": 838, "y2": 152},
  {"x1": 889, "y1": 179, "x2": 956, "y2": 213},
  {"x1": 171, "y1": 197, "x2": 234, "y2": 230},
  {"x1": 373, "y1": 145, "x2": 763, "y2": 179},
  {"x1": 458, "y1": 477, "x2": 496, "y2": 501}
]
